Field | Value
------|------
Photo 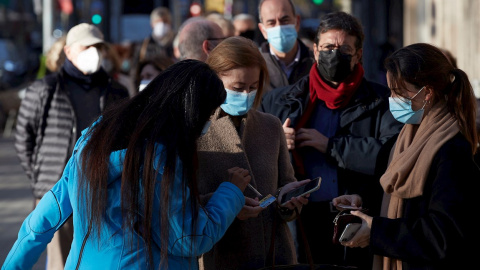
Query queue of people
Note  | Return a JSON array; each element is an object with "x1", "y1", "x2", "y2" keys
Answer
[{"x1": 2, "y1": 0, "x2": 479, "y2": 269}]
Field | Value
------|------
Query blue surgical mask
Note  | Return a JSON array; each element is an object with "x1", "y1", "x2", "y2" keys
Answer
[
  {"x1": 220, "y1": 89, "x2": 257, "y2": 116},
  {"x1": 265, "y1": 24, "x2": 297, "y2": 53},
  {"x1": 389, "y1": 86, "x2": 426, "y2": 124}
]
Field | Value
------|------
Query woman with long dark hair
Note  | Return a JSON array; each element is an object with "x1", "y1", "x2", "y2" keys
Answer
[{"x1": 3, "y1": 59, "x2": 251, "y2": 269}]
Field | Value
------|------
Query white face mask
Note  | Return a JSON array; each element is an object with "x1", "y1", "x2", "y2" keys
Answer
[
  {"x1": 153, "y1": 22, "x2": 171, "y2": 39},
  {"x1": 76, "y1": 47, "x2": 101, "y2": 74},
  {"x1": 139, "y1": 79, "x2": 152, "y2": 92}
]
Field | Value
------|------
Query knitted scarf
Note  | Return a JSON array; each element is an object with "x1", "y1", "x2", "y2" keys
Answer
[{"x1": 373, "y1": 101, "x2": 459, "y2": 270}]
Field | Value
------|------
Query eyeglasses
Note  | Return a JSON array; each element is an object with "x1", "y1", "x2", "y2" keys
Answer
[{"x1": 319, "y1": 44, "x2": 354, "y2": 55}]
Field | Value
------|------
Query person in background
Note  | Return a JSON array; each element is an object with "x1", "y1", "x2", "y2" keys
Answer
[
  {"x1": 101, "y1": 42, "x2": 136, "y2": 96},
  {"x1": 35, "y1": 36, "x2": 67, "y2": 80},
  {"x1": 45, "y1": 36, "x2": 67, "y2": 73},
  {"x1": 134, "y1": 54, "x2": 174, "y2": 93},
  {"x1": 177, "y1": 18, "x2": 224, "y2": 61},
  {"x1": 3, "y1": 59, "x2": 252, "y2": 270},
  {"x1": 136, "y1": 6, "x2": 176, "y2": 62},
  {"x1": 333, "y1": 42, "x2": 480, "y2": 270},
  {"x1": 199, "y1": 36, "x2": 309, "y2": 270},
  {"x1": 232, "y1": 13, "x2": 257, "y2": 41},
  {"x1": 260, "y1": 11, "x2": 403, "y2": 268},
  {"x1": 13, "y1": 23, "x2": 129, "y2": 270},
  {"x1": 206, "y1": 12, "x2": 235, "y2": 38},
  {"x1": 257, "y1": 0, "x2": 314, "y2": 92}
]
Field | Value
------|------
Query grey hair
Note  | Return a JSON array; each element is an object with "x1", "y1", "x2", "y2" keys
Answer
[{"x1": 178, "y1": 19, "x2": 219, "y2": 61}]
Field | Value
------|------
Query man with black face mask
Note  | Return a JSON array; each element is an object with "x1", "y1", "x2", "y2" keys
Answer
[
  {"x1": 260, "y1": 11, "x2": 403, "y2": 269},
  {"x1": 233, "y1": 13, "x2": 257, "y2": 41}
]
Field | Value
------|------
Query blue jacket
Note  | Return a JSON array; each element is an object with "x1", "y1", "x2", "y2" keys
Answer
[{"x1": 2, "y1": 128, "x2": 245, "y2": 270}]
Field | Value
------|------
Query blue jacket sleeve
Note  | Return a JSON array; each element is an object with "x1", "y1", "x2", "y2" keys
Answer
[
  {"x1": 167, "y1": 182, "x2": 245, "y2": 257},
  {"x1": 2, "y1": 159, "x2": 74, "y2": 270}
]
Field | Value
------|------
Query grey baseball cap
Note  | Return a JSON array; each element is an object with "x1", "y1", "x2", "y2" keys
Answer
[{"x1": 66, "y1": 23, "x2": 104, "y2": 47}]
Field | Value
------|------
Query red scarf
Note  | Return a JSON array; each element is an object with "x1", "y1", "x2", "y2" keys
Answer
[
  {"x1": 309, "y1": 62, "x2": 364, "y2": 109},
  {"x1": 292, "y1": 63, "x2": 364, "y2": 177}
]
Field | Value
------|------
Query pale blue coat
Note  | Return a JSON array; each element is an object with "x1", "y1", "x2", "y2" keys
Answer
[{"x1": 2, "y1": 128, "x2": 245, "y2": 270}]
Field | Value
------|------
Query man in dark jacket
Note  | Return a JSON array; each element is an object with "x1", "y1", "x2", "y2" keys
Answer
[
  {"x1": 260, "y1": 11, "x2": 403, "y2": 269},
  {"x1": 14, "y1": 23, "x2": 129, "y2": 270},
  {"x1": 257, "y1": 0, "x2": 314, "y2": 92},
  {"x1": 132, "y1": 7, "x2": 176, "y2": 67}
]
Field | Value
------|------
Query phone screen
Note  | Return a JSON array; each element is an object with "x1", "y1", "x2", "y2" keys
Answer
[{"x1": 280, "y1": 177, "x2": 321, "y2": 205}]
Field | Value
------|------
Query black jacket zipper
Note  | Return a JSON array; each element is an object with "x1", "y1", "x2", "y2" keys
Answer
[{"x1": 75, "y1": 225, "x2": 91, "y2": 270}]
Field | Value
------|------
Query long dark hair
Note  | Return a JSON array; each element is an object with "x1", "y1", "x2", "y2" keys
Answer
[
  {"x1": 79, "y1": 59, "x2": 226, "y2": 267},
  {"x1": 385, "y1": 43, "x2": 478, "y2": 153}
]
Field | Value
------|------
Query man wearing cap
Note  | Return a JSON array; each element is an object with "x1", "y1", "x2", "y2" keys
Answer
[{"x1": 14, "y1": 23, "x2": 129, "y2": 270}]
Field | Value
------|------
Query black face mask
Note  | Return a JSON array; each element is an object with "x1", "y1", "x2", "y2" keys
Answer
[
  {"x1": 239, "y1": 30, "x2": 255, "y2": 41},
  {"x1": 317, "y1": 49, "x2": 353, "y2": 82}
]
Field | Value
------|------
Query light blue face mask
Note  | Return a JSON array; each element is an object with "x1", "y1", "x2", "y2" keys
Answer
[
  {"x1": 389, "y1": 86, "x2": 426, "y2": 124},
  {"x1": 220, "y1": 89, "x2": 257, "y2": 116},
  {"x1": 266, "y1": 24, "x2": 297, "y2": 53}
]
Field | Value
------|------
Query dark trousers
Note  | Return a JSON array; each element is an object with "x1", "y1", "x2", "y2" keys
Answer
[{"x1": 296, "y1": 201, "x2": 373, "y2": 270}]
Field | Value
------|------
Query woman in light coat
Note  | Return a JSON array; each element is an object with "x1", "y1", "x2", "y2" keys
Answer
[{"x1": 198, "y1": 36, "x2": 310, "y2": 270}]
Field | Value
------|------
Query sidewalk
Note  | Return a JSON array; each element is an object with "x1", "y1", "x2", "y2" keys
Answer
[{"x1": 0, "y1": 136, "x2": 46, "y2": 269}]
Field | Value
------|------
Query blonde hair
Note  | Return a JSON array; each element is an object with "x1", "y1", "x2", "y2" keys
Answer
[
  {"x1": 206, "y1": 36, "x2": 269, "y2": 109},
  {"x1": 46, "y1": 36, "x2": 66, "y2": 72}
]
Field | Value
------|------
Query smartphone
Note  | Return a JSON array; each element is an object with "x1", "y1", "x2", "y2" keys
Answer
[
  {"x1": 339, "y1": 223, "x2": 362, "y2": 243},
  {"x1": 279, "y1": 177, "x2": 321, "y2": 206},
  {"x1": 336, "y1": 204, "x2": 361, "y2": 211}
]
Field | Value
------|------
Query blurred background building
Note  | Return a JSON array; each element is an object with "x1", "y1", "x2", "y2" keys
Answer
[{"x1": 0, "y1": 0, "x2": 480, "y2": 134}]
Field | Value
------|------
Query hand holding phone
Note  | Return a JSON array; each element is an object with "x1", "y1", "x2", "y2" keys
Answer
[
  {"x1": 279, "y1": 177, "x2": 321, "y2": 207},
  {"x1": 339, "y1": 223, "x2": 361, "y2": 243}
]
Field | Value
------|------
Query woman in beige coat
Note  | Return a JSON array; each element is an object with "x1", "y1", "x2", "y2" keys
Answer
[{"x1": 198, "y1": 36, "x2": 310, "y2": 269}]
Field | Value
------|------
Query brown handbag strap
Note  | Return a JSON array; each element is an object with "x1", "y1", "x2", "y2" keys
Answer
[{"x1": 268, "y1": 208, "x2": 314, "y2": 270}]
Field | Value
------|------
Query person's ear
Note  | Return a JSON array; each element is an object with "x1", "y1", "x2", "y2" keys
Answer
[
  {"x1": 424, "y1": 86, "x2": 434, "y2": 101},
  {"x1": 313, "y1": 43, "x2": 319, "y2": 61},
  {"x1": 258, "y1": 23, "x2": 268, "y2": 40},
  {"x1": 202, "y1": 40, "x2": 210, "y2": 55},
  {"x1": 354, "y1": 48, "x2": 363, "y2": 64}
]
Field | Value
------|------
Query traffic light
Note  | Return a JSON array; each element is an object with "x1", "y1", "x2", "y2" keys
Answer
[
  {"x1": 91, "y1": 14, "x2": 102, "y2": 24},
  {"x1": 313, "y1": 0, "x2": 324, "y2": 5},
  {"x1": 90, "y1": 0, "x2": 104, "y2": 25}
]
